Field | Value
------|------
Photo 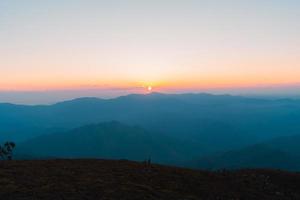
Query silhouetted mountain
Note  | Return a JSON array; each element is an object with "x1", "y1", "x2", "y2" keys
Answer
[
  {"x1": 195, "y1": 134, "x2": 300, "y2": 171},
  {"x1": 16, "y1": 121, "x2": 198, "y2": 164},
  {"x1": 2, "y1": 93, "x2": 300, "y2": 158}
]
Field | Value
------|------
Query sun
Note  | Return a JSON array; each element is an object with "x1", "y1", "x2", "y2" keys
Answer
[{"x1": 147, "y1": 86, "x2": 152, "y2": 92}]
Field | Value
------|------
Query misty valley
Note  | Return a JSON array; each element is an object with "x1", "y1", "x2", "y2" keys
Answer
[{"x1": 1, "y1": 92, "x2": 300, "y2": 171}]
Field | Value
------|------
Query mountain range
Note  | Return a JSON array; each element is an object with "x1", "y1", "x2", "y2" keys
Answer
[{"x1": 1, "y1": 92, "x2": 300, "y2": 170}]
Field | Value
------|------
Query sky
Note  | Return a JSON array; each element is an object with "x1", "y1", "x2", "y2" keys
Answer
[{"x1": 0, "y1": 0, "x2": 300, "y2": 103}]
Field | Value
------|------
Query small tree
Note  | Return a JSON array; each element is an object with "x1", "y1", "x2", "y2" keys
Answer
[{"x1": 0, "y1": 142, "x2": 16, "y2": 160}]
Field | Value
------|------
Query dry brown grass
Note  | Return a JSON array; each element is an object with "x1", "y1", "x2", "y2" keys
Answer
[{"x1": 0, "y1": 159, "x2": 299, "y2": 199}]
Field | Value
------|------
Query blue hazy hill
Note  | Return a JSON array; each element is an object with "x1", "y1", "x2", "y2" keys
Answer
[
  {"x1": 16, "y1": 121, "x2": 199, "y2": 165},
  {"x1": 1, "y1": 92, "x2": 300, "y2": 167},
  {"x1": 195, "y1": 134, "x2": 300, "y2": 171}
]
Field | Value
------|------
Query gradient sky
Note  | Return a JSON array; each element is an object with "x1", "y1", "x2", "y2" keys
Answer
[{"x1": 1, "y1": 0, "x2": 300, "y2": 103}]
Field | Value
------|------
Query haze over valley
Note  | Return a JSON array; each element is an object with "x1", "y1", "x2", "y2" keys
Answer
[{"x1": 0, "y1": 92, "x2": 299, "y2": 171}]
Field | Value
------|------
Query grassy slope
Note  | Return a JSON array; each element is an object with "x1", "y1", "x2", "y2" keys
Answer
[{"x1": 0, "y1": 159, "x2": 300, "y2": 199}]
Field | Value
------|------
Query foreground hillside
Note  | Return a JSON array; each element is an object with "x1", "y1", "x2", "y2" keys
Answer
[{"x1": 0, "y1": 160, "x2": 300, "y2": 199}]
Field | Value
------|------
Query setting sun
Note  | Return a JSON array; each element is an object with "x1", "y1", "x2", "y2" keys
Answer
[{"x1": 0, "y1": 1, "x2": 299, "y2": 100}]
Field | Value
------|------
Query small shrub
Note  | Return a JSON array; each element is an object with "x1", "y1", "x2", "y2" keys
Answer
[{"x1": 0, "y1": 142, "x2": 16, "y2": 160}]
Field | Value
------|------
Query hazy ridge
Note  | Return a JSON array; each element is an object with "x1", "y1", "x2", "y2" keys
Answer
[{"x1": 1, "y1": 93, "x2": 300, "y2": 170}]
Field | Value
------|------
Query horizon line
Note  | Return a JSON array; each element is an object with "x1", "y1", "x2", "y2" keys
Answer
[{"x1": 1, "y1": 91, "x2": 300, "y2": 106}]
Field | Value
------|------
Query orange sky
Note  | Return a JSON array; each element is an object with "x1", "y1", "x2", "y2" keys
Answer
[{"x1": 1, "y1": 1, "x2": 300, "y2": 92}]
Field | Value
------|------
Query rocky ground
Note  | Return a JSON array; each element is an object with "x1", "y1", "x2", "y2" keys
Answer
[{"x1": 0, "y1": 159, "x2": 299, "y2": 199}]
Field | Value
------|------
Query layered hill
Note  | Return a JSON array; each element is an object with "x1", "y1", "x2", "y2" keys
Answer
[
  {"x1": 2, "y1": 93, "x2": 300, "y2": 157},
  {"x1": 195, "y1": 134, "x2": 300, "y2": 171},
  {"x1": 16, "y1": 121, "x2": 199, "y2": 165}
]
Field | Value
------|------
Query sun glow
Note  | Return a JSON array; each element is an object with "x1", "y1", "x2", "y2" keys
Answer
[{"x1": 147, "y1": 86, "x2": 152, "y2": 92}]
